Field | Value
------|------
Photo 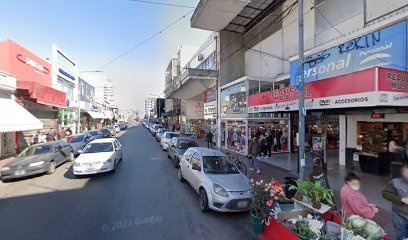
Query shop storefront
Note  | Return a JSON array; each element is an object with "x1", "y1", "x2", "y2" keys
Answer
[
  {"x1": 248, "y1": 66, "x2": 408, "y2": 175},
  {"x1": 0, "y1": 71, "x2": 43, "y2": 159},
  {"x1": 0, "y1": 39, "x2": 66, "y2": 152},
  {"x1": 220, "y1": 77, "x2": 290, "y2": 155}
]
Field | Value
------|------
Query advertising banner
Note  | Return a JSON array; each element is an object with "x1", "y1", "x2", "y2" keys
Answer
[
  {"x1": 249, "y1": 67, "x2": 408, "y2": 113},
  {"x1": 220, "y1": 82, "x2": 247, "y2": 117},
  {"x1": 290, "y1": 21, "x2": 407, "y2": 86}
]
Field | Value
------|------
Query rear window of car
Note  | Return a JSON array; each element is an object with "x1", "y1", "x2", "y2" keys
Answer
[
  {"x1": 88, "y1": 131, "x2": 98, "y2": 136},
  {"x1": 67, "y1": 135, "x2": 84, "y2": 143},
  {"x1": 178, "y1": 140, "x2": 199, "y2": 149},
  {"x1": 166, "y1": 133, "x2": 179, "y2": 139}
]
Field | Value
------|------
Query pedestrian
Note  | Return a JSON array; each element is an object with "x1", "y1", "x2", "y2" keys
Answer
[
  {"x1": 340, "y1": 172, "x2": 378, "y2": 219},
  {"x1": 206, "y1": 130, "x2": 214, "y2": 149},
  {"x1": 266, "y1": 131, "x2": 273, "y2": 158},
  {"x1": 31, "y1": 130, "x2": 40, "y2": 145},
  {"x1": 59, "y1": 127, "x2": 66, "y2": 140},
  {"x1": 248, "y1": 136, "x2": 261, "y2": 174},
  {"x1": 66, "y1": 127, "x2": 72, "y2": 137},
  {"x1": 382, "y1": 165, "x2": 408, "y2": 240},
  {"x1": 259, "y1": 135, "x2": 267, "y2": 158}
]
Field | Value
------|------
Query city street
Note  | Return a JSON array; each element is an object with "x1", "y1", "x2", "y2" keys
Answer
[{"x1": 0, "y1": 126, "x2": 255, "y2": 240}]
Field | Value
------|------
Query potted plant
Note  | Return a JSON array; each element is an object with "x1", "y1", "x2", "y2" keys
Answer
[
  {"x1": 288, "y1": 179, "x2": 310, "y2": 201},
  {"x1": 308, "y1": 181, "x2": 334, "y2": 209},
  {"x1": 250, "y1": 179, "x2": 286, "y2": 234}
]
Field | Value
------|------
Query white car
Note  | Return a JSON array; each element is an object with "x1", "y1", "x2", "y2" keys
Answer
[
  {"x1": 160, "y1": 132, "x2": 180, "y2": 150},
  {"x1": 178, "y1": 147, "x2": 252, "y2": 212},
  {"x1": 114, "y1": 125, "x2": 121, "y2": 133},
  {"x1": 73, "y1": 138, "x2": 123, "y2": 176}
]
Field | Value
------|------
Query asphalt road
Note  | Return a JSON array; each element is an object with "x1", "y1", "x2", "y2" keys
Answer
[{"x1": 0, "y1": 126, "x2": 255, "y2": 240}]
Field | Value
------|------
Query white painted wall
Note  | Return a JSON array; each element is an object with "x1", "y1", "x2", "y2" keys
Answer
[
  {"x1": 346, "y1": 114, "x2": 408, "y2": 149},
  {"x1": 187, "y1": 33, "x2": 217, "y2": 69},
  {"x1": 244, "y1": 0, "x2": 315, "y2": 78},
  {"x1": 366, "y1": 0, "x2": 408, "y2": 22},
  {"x1": 314, "y1": 0, "x2": 364, "y2": 45}
]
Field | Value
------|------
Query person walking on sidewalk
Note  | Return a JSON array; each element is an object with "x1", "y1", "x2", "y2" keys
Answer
[
  {"x1": 259, "y1": 135, "x2": 267, "y2": 159},
  {"x1": 206, "y1": 130, "x2": 214, "y2": 149},
  {"x1": 248, "y1": 136, "x2": 261, "y2": 174},
  {"x1": 382, "y1": 165, "x2": 408, "y2": 240},
  {"x1": 266, "y1": 131, "x2": 273, "y2": 158},
  {"x1": 340, "y1": 172, "x2": 378, "y2": 219}
]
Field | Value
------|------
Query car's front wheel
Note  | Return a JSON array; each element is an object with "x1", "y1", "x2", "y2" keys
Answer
[
  {"x1": 200, "y1": 189, "x2": 209, "y2": 212},
  {"x1": 47, "y1": 162, "x2": 56, "y2": 174},
  {"x1": 177, "y1": 168, "x2": 185, "y2": 182}
]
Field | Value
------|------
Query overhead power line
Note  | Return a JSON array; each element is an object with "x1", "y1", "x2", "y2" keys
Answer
[
  {"x1": 128, "y1": 0, "x2": 195, "y2": 8},
  {"x1": 91, "y1": 9, "x2": 194, "y2": 74}
]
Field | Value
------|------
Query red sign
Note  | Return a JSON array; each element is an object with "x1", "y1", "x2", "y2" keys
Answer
[
  {"x1": 248, "y1": 68, "x2": 376, "y2": 106},
  {"x1": 378, "y1": 68, "x2": 408, "y2": 92},
  {"x1": 0, "y1": 39, "x2": 52, "y2": 87}
]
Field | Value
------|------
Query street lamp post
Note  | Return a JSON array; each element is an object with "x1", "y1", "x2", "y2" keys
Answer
[
  {"x1": 298, "y1": 0, "x2": 306, "y2": 180},
  {"x1": 77, "y1": 70, "x2": 102, "y2": 134}
]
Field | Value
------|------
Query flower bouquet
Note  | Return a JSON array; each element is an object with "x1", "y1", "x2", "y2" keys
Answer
[{"x1": 249, "y1": 178, "x2": 286, "y2": 234}]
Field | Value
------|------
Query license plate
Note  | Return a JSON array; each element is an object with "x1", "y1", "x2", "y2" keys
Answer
[
  {"x1": 14, "y1": 170, "x2": 26, "y2": 176},
  {"x1": 85, "y1": 168, "x2": 96, "y2": 173},
  {"x1": 237, "y1": 201, "x2": 248, "y2": 208}
]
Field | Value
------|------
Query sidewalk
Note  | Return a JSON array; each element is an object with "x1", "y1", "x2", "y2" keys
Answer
[{"x1": 196, "y1": 139, "x2": 396, "y2": 239}]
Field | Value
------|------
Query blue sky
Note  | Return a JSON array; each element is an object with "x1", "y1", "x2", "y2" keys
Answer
[{"x1": 0, "y1": 0, "x2": 210, "y2": 112}]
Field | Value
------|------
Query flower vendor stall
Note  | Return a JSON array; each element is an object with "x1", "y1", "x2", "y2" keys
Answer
[{"x1": 250, "y1": 179, "x2": 389, "y2": 240}]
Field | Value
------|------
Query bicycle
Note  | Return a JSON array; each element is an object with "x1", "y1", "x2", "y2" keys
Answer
[{"x1": 226, "y1": 152, "x2": 247, "y2": 175}]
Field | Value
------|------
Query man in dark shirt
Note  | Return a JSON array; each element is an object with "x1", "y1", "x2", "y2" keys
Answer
[
  {"x1": 382, "y1": 165, "x2": 408, "y2": 240},
  {"x1": 206, "y1": 130, "x2": 214, "y2": 149},
  {"x1": 248, "y1": 136, "x2": 261, "y2": 174}
]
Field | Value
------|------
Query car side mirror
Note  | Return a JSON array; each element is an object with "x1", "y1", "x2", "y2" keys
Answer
[
  {"x1": 192, "y1": 164, "x2": 201, "y2": 171},
  {"x1": 78, "y1": 149, "x2": 82, "y2": 154}
]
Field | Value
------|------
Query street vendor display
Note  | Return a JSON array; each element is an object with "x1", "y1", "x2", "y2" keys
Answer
[{"x1": 251, "y1": 178, "x2": 388, "y2": 240}]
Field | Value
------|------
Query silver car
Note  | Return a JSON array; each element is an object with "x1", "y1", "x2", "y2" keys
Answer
[{"x1": 178, "y1": 147, "x2": 252, "y2": 212}]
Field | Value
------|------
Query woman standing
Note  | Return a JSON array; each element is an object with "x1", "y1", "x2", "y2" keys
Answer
[{"x1": 340, "y1": 172, "x2": 378, "y2": 219}]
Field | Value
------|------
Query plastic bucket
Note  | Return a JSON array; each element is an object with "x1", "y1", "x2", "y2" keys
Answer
[{"x1": 250, "y1": 211, "x2": 264, "y2": 235}]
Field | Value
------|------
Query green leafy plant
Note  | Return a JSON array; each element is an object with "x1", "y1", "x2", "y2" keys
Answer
[
  {"x1": 293, "y1": 220, "x2": 317, "y2": 238},
  {"x1": 288, "y1": 179, "x2": 310, "y2": 201},
  {"x1": 309, "y1": 181, "x2": 334, "y2": 206}
]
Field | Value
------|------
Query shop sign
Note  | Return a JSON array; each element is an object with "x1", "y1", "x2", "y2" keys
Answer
[
  {"x1": 17, "y1": 54, "x2": 50, "y2": 75},
  {"x1": 290, "y1": 21, "x2": 407, "y2": 85},
  {"x1": 378, "y1": 68, "x2": 408, "y2": 92},
  {"x1": 58, "y1": 68, "x2": 75, "y2": 81}
]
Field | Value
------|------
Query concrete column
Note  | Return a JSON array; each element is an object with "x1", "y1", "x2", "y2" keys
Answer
[{"x1": 339, "y1": 115, "x2": 346, "y2": 166}]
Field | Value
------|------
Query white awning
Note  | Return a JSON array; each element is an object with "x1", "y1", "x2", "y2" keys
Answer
[
  {"x1": 87, "y1": 111, "x2": 106, "y2": 119},
  {"x1": 0, "y1": 97, "x2": 43, "y2": 132}
]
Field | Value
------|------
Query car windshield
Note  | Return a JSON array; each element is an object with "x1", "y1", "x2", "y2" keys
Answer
[
  {"x1": 178, "y1": 140, "x2": 198, "y2": 149},
  {"x1": 67, "y1": 135, "x2": 84, "y2": 143},
  {"x1": 166, "y1": 133, "x2": 179, "y2": 139},
  {"x1": 154, "y1": 126, "x2": 162, "y2": 130},
  {"x1": 202, "y1": 156, "x2": 239, "y2": 174},
  {"x1": 82, "y1": 142, "x2": 113, "y2": 153},
  {"x1": 20, "y1": 145, "x2": 52, "y2": 157}
]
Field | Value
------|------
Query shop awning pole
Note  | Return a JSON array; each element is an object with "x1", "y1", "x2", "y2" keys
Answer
[{"x1": 298, "y1": 0, "x2": 306, "y2": 180}]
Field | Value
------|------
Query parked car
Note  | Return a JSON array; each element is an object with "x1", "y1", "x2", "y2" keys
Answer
[
  {"x1": 114, "y1": 125, "x2": 121, "y2": 133},
  {"x1": 67, "y1": 133, "x2": 94, "y2": 156},
  {"x1": 106, "y1": 126, "x2": 116, "y2": 136},
  {"x1": 73, "y1": 138, "x2": 123, "y2": 176},
  {"x1": 1, "y1": 141, "x2": 74, "y2": 180},
  {"x1": 167, "y1": 136, "x2": 197, "y2": 167},
  {"x1": 152, "y1": 124, "x2": 163, "y2": 135},
  {"x1": 183, "y1": 133, "x2": 197, "y2": 139},
  {"x1": 161, "y1": 132, "x2": 181, "y2": 151},
  {"x1": 118, "y1": 123, "x2": 127, "y2": 130},
  {"x1": 178, "y1": 147, "x2": 252, "y2": 212},
  {"x1": 88, "y1": 130, "x2": 104, "y2": 139},
  {"x1": 100, "y1": 128, "x2": 112, "y2": 138},
  {"x1": 155, "y1": 128, "x2": 168, "y2": 141}
]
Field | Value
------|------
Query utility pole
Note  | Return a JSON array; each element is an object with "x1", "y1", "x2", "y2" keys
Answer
[{"x1": 298, "y1": 0, "x2": 306, "y2": 180}]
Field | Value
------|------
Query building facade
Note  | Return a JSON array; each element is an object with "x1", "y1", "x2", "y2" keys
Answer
[
  {"x1": 164, "y1": 34, "x2": 219, "y2": 139},
  {"x1": 191, "y1": 0, "x2": 408, "y2": 175}
]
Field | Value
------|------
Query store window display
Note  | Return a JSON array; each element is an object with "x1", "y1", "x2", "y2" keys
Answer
[
  {"x1": 248, "y1": 120, "x2": 289, "y2": 153},
  {"x1": 226, "y1": 121, "x2": 247, "y2": 155}
]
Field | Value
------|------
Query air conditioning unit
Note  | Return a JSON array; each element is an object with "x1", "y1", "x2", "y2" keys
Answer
[{"x1": 198, "y1": 54, "x2": 204, "y2": 61}]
